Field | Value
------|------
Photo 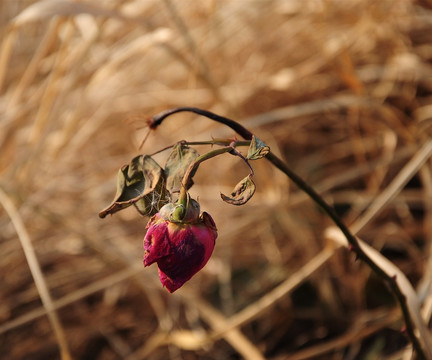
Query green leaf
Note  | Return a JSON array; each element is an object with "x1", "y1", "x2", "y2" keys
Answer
[
  {"x1": 247, "y1": 135, "x2": 270, "y2": 160},
  {"x1": 99, "y1": 155, "x2": 170, "y2": 218},
  {"x1": 164, "y1": 142, "x2": 199, "y2": 193},
  {"x1": 220, "y1": 175, "x2": 256, "y2": 205}
]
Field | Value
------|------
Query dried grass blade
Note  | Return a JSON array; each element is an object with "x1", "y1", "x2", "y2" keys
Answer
[
  {"x1": 326, "y1": 227, "x2": 432, "y2": 358},
  {"x1": 285, "y1": 309, "x2": 400, "y2": 360},
  {"x1": 184, "y1": 297, "x2": 266, "y2": 360},
  {"x1": 216, "y1": 246, "x2": 335, "y2": 337},
  {"x1": 29, "y1": 20, "x2": 75, "y2": 146},
  {"x1": 8, "y1": 17, "x2": 63, "y2": 107},
  {"x1": 0, "y1": 27, "x2": 16, "y2": 92},
  {"x1": 11, "y1": 0, "x2": 122, "y2": 26},
  {"x1": 0, "y1": 265, "x2": 142, "y2": 335},
  {"x1": 0, "y1": 187, "x2": 72, "y2": 360},
  {"x1": 352, "y1": 139, "x2": 432, "y2": 234}
]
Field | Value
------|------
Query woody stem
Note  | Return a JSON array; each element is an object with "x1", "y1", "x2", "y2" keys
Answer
[{"x1": 149, "y1": 107, "x2": 428, "y2": 359}]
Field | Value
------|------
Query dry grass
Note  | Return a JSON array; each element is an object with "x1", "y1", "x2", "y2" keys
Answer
[{"x1": 1, "y1": 0, "x2": 432, "y2": 359}]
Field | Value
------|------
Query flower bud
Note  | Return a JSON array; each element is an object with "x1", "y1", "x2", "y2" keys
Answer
[{"x1": 143, "y1": 199, "x2": 217, "y2": 293}]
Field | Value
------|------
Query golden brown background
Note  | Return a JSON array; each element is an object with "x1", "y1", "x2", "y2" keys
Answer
[{"x1": 1, "y1": 0, "x2": 432, "y2": 359}]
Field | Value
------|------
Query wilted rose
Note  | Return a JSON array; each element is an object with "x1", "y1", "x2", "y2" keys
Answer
[{"x1": 143, "y1": 199, "x2": 217, "y2": 293}]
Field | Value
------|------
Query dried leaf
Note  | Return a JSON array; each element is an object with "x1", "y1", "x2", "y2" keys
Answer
[
  {"x1": 134, "y1": 175, "x2": 170, "y2": 216},
  {"x1": 164, "y1": 142, "x2": 199, "y2": 193},
  {"x1": 247, "y1": 135, "x2": 270, "y2": 160},
  {"x1": 221, "y1": 175, "x2": 256, "y2": 205},
  {"x1": 99, "y1": 155, "x2": 170, "y2": 218}
]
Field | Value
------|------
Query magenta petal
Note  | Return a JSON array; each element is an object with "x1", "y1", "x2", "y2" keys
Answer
[
  {"x1": 156, "y1": 226, "x2": 206, "y2": 287},
  {"x1": 142, "y1": 205, "x2": 217, "y2": 293},
  {"x1": 158, "y1": 268, "x2": 184, "y2": 293},
  {"x1": 143, "y1": 218, "x2": 171, "y2": 266}
]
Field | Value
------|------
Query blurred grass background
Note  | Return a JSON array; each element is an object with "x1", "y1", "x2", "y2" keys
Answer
[{"x1": 1, "y1": 0, "x2": 432, "y2": 359}]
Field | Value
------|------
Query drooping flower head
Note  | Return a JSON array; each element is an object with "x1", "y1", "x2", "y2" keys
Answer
[
  {"x1": 99, "y1": 135, "x2": 265, "y2": 293},
  {"x1": 143, "y1": 198, "x2": 217, "y2": 293}
]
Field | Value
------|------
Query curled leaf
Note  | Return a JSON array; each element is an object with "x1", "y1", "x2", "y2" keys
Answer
[
  {"x1": 164, "y1": 142, "x2": 199, "y2": 193},
  {"x1": 133, "y1": 156, "x2": 171, "y2": 216},
  {"x1": 247, "y1": 135, "x2": 270, "y2": 160},
  {"x1": 99, "y1": 155, "x2": 170, "y2": 218},
  {"x1": 221, "y1": 175, "x2": 256, "y2": 205}
]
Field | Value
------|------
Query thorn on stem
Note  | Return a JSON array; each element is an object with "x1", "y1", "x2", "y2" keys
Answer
[
  {"x1": 229, "y1": 135, "x2": 238, "y2": 148},
  {"x1": 348, "y1": 244, "x2": 355, "y2": 252},
  {"x1": 348, "y1": 245, "x2": 360, "y2": 261}
]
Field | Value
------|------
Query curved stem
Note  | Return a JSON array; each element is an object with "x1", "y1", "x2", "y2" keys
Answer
[
  {"x1": 149, "y1": 139, "x2": 251, "y2": 157},
  {"x1": 149, "y1": 107, "x2": 254, "y2": 139},
  {"x1": 149, "y1": 107, "x2": 429, "y2": 359},
  {"x1": 175, "y1": 146, "x2": 232, "y2": 220}
]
